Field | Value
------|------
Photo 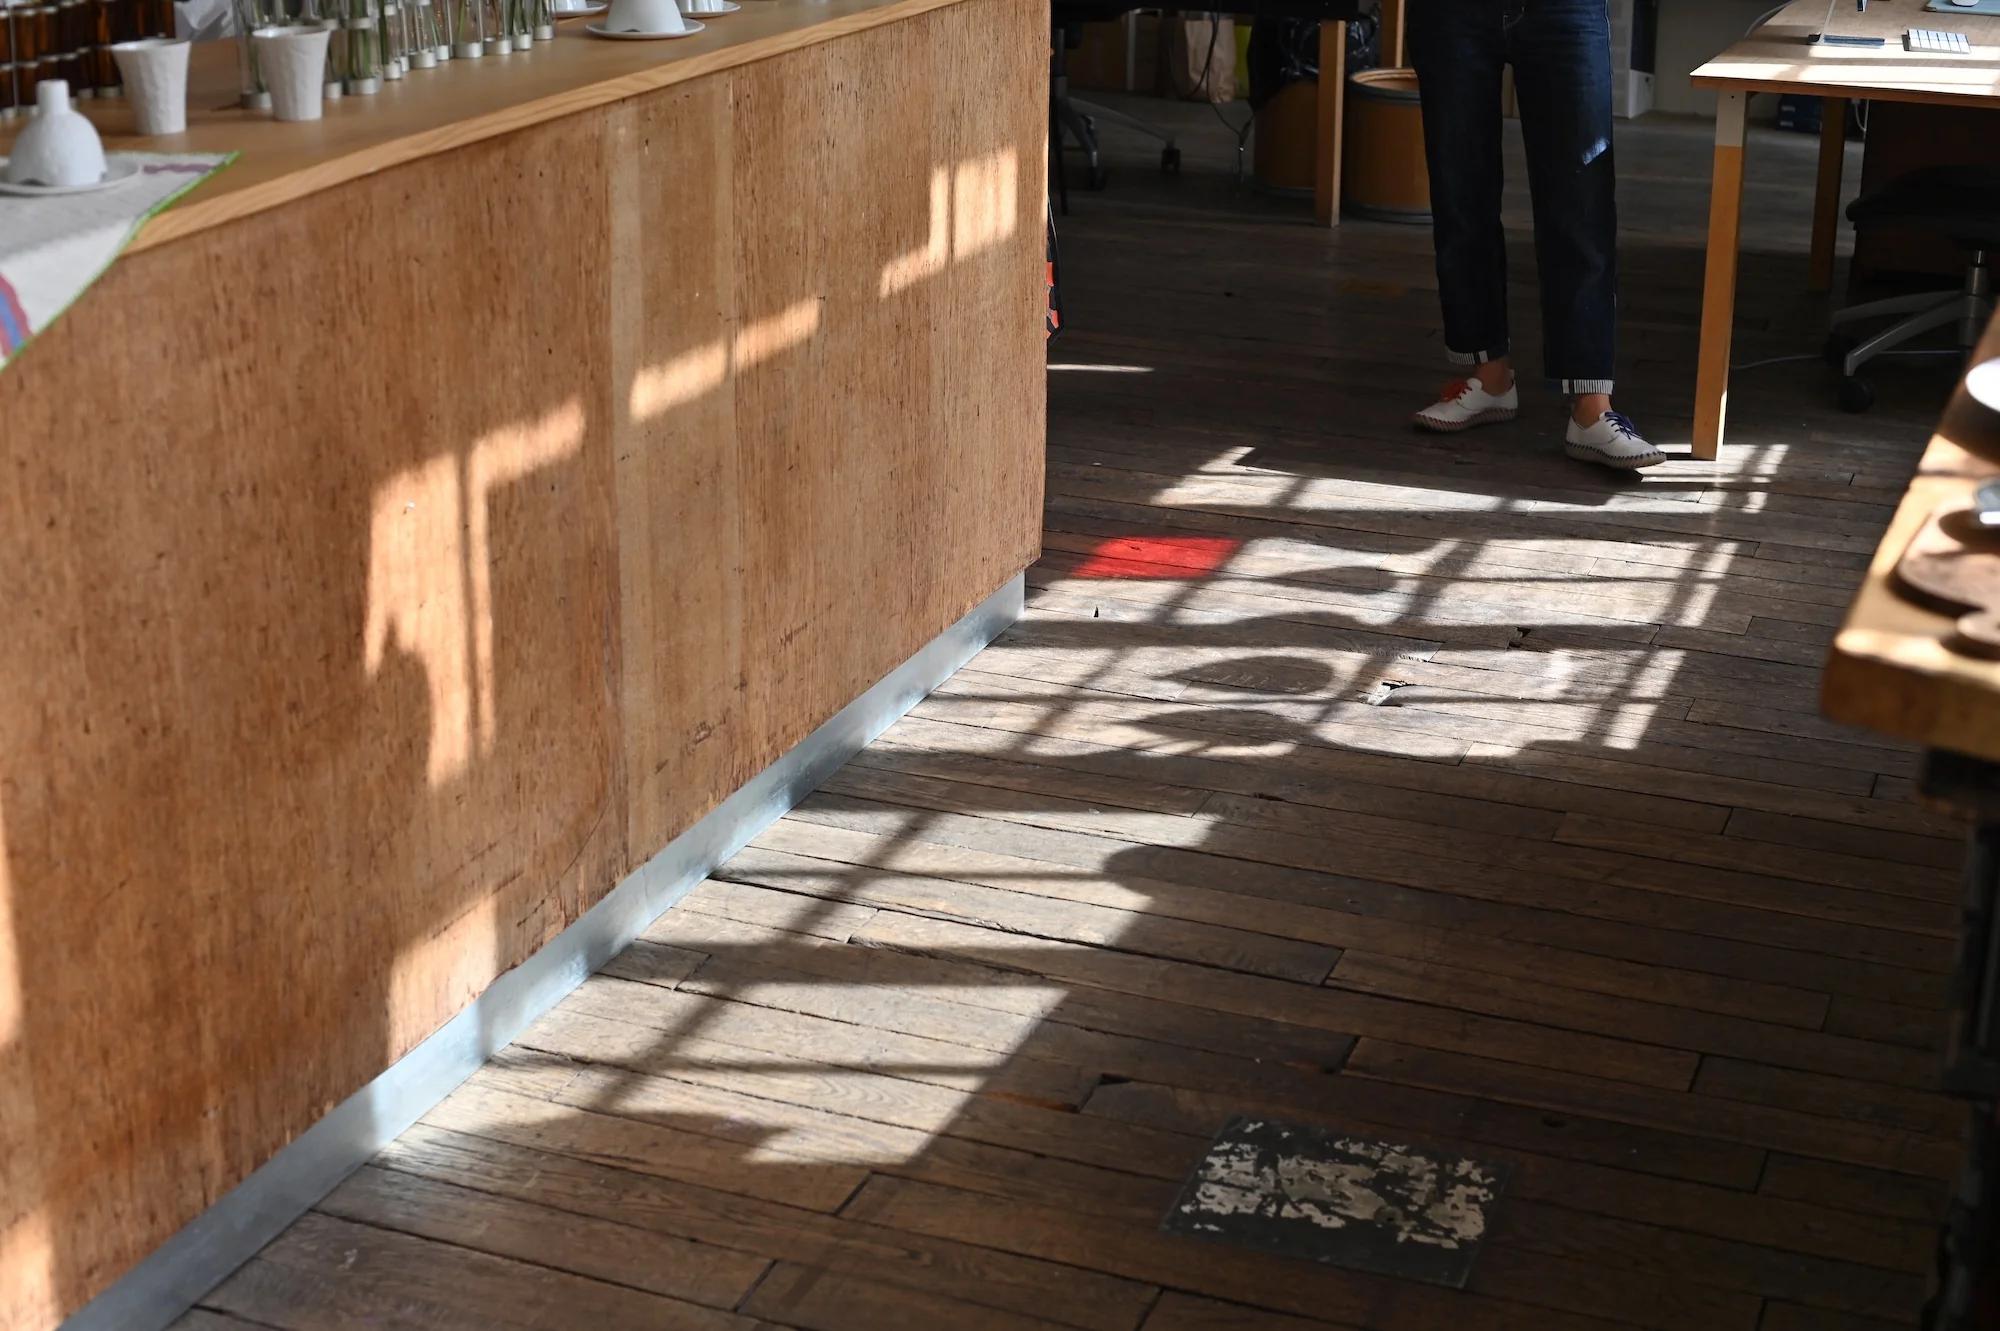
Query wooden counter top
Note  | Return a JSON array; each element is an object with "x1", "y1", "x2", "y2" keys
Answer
[
  {"x1": 0, "y1": 0, "x2": 964, "y2": 251},
  {"x1": 1822, "y1": 313, "x2": 2000, "y2": 758}
]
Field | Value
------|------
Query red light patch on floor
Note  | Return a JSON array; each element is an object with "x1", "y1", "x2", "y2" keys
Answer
[{"x1": 1070, "y1": 535, "x2": 1241, "y2": 579}]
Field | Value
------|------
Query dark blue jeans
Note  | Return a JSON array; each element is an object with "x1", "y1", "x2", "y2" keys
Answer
[{"x1": 1408, "y1": 0, "x2": 1618, "y2": 394}]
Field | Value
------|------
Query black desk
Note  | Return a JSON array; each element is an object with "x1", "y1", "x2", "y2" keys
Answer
[
  {"x1": 1185, "y1": 1, "x2": 1359, "y2": 14},
  {"x1": 1052, "y1": 1, "x2": 1365, "y2": 223}
]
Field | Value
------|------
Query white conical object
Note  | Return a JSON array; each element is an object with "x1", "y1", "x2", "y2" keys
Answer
[{"x1": 3, "y1": 82, "x2": 109, "y2": 188}]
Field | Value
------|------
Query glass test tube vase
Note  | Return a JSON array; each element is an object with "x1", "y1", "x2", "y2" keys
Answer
[
  {"x1": 231, "y1": 0, "x2": 273, "y2": 105},
  {"x1": 446, "y1": 0, "x2": 477, "y2": 59},
  {"x1": 342, "y1": 0, "x2": 378, "y2": 94},
  {"x1": 379, "y1": 0, "x2": 402, "y2": 77},
  {"x1": 403, "y1": 0, "x2": 434, "y2": 67}
]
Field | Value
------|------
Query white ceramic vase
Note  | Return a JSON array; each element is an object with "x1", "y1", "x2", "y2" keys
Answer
[
  {"x1": 2, "y1": 81, "x2": 108, "y2": 188},
  {"x1": 602, "y1": 0, "x2": 683, "y2": 32},
  {"x1": 253, "y1": 24, "x2": 335, "y2": 122},
  {"x1": 111, "y1": 38, "x2": 192, "y2": 137}
]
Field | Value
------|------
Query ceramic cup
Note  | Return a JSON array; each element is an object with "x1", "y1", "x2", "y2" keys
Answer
[
  {"x1": 683, "y1": 0, "x2": 727, "y2": 12},
  {"x1": 3, "y1": 81, "x2": 108, "y2": 188},
  {"x1": 252, "y1": 24, "x2": 334, "y2": 122},
  {"x1": 602, "y1": 0, "x2": 684, "y2": 33},
  {"x1": 110, "y1": 38, "x2": 191, "y2": 136}
]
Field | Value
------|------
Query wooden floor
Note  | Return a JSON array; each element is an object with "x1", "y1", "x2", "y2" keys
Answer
[{"x1": 182, "y1": 107, "x2": 1971, "y2": 1331}]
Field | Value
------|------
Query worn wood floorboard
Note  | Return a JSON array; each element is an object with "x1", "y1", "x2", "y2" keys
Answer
[{"x1": 185, "y1": 108, "x2": 1962, "y2": 1329}]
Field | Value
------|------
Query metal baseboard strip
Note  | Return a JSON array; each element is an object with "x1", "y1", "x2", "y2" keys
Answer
[{"x1": 62, "y1": 572, "x2": 1025, "y2": 1331}]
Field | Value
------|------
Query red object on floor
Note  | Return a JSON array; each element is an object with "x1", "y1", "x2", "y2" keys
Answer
[{"x1": 1070, "y1": 535, "x2": 1240, "y2": 579}]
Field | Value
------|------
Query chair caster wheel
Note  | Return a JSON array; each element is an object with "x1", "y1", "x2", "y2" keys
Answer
[
  {"x1": 1838, "y1": 376, "x2": 1876, "y2": 414},
  {"x1": 1161, "y1": 145, "x2": 1181, "y2": 174},
  {"x1": 1822, "y1": 332, "x2": 1858, "y2": 372}
]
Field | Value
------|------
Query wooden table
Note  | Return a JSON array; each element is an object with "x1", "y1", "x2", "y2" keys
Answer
[
  {"x1": 1823, "y1": 311, "x2": 2000, "y2": 757},
  {"x1": 1689, "y1": 0, "x2": 2000, "y2": 459},
  {"x1": 0, "y1": 4, "x2": 1045, "y2": 1328},
  {"x1": 1821, "y1": 310, "x2": 2000, "y2": 1331}
]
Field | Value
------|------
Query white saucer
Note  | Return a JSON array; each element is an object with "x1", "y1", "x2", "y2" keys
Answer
[
  {"x1": 0, "y1": 157, "x2": 143, "y2": 197},
  {"x1": 551, "y1": 2, "x2": 606, "y2": 15},
  {"x1": 584, "y1": 17, "x2": 702, "y2": 35},
  {"x1": 681, "y1": 1, "x2": 738, "y2": 13}
]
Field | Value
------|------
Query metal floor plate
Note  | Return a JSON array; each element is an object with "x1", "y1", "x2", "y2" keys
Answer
[{"x1": 1163, "y1": 1115, "x2": 1510, "y2": 1289}]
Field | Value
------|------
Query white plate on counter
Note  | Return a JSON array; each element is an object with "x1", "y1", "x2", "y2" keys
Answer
[
  {"x1": 1970, "y1": 358, "x2": 2000, "y2": 421},
  {"x1": 0, "y1": 157, "x2": 142, "y2": 197},
  {"x1": 584, "y1": 17, "x2": 702, "y2": 35}
]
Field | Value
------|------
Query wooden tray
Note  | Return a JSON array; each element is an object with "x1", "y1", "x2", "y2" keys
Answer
[{"x1": 1893, "y1": 503, "x2": 2000, "y2": 657}]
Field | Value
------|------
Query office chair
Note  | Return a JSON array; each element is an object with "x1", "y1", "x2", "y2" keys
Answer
[
  {"x1": 1051, "y1": 3, "x2": 1180, "y2": 205},
  {"x1": 1826, "y1": 165, "x2": 2000, "y2": 413}
]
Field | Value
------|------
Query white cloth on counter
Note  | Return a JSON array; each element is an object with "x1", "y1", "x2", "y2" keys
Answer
[{"x1": 0, "y1": 151, "x2": 232, "y2": 369}]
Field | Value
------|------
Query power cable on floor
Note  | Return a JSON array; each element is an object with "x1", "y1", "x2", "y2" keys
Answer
[{"x1": 1732, "y1": 353, "x2": 1823, "y2": 370}]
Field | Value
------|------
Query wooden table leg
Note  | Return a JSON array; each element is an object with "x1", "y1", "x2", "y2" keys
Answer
[
  {"x1": 1314, "y1": 20, "x2": 1346, "y2": 227},
  {"x1": 1380, "y1": 0, "x2": 1405, "y2": 68},
  {"x1": 1693, "y1": 90, "x2": 1748, "y2": 461},
  {"x1": 1810, "y1": 97, "x2": 1848, "y2": 292}
]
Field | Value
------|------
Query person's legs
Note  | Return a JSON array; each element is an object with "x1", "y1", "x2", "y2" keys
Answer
[
  {"x1": 1507, "y1": 0, "x2": 1617, "y2": 405},
  {"x1": 1409, "y1": 0, "x2": 1510, "y2": 383},
  {"x1": 1507, "y1": 0, "x2": 1659, "y2": 466}
]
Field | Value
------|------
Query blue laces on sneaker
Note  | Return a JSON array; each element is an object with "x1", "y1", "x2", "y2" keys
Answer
[{"x1": 1604, "y1": 412, "x2": 1643, "y2": 439}]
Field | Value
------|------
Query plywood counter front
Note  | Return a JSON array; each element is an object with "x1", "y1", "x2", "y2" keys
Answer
[{"x1": 0, "y1": 1, "x2": 1047, "y2": 1326}]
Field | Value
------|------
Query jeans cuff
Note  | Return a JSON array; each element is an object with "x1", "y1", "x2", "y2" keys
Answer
[
  {"x1": 1446, "y1": 343, "x2": 1510, "y2": 367},
  {"x1": 1559, "y1": 379, "x2": 1615, "y2": 395}
]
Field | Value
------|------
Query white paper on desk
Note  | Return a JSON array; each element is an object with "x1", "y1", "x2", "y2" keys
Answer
[{"x1": 175, "y1": 0, "x2": 235, "y2": 41}]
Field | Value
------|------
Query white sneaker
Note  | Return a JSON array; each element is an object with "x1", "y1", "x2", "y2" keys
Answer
[
  {"x1": 1564, "y1": 411, "x2": 1666, "y2": 470},
  {"x1": 1412, "y1": 377, "x2": 1519, "y2": 433}
]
